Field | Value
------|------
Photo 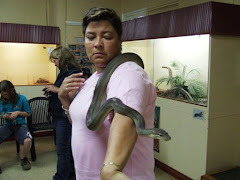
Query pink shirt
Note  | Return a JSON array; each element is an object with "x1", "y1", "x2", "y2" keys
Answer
[{"x1": 70, "y1": 62, "x2": 157, "y2": 180}]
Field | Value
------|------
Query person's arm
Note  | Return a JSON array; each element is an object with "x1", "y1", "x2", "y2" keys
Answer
[
  {"x1": 58, "y1": 72, "x2": 85, "y2": 123},
  {"x1": 8, "y1": 97, "x2": 31, "y2": 119},
  {"x1": 101, "y1": 113, "x2": 138, "y2": 180},
  {"x1": 8, "y1": 111, "x2": 30, "y2": 120}
]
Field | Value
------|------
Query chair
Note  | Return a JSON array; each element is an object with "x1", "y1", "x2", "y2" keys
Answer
[
  {"x1": 0, "y1": 114, "x2": 36, "y2": 161},
  {"x1": 27, "y1": 97, "x2": 55, "y2": 144}
]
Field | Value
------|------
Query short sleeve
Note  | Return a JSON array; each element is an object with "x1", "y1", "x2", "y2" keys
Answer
[
  {"x1": 106, "y1": 62, "x2": 155, "y2": 115},
  {"x1": 21, "y1": 95, "x2": 31, "y2": 114}
]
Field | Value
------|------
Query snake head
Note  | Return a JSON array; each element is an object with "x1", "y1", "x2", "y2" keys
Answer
[{"x1": 151, "y1": 128, "x2": 171, "y2": 141}]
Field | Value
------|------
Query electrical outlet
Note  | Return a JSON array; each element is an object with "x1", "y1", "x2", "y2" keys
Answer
[{"x1": 47, "y1": 47, "x2": 55, "y2": 55}]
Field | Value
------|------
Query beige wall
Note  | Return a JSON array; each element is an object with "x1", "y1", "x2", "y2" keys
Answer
[
  {"x1": 121, "y1": 0, "x2": 240, "y2": 15},
  {"x1": 153, "y1": 35, "x2": 240, "y2": 179},
  {"x1": 1, "y1": 0, "x2": 239, "y2": 28},
  {"x1": 206, "y1": 35, "x2": 240, "y2": 172},
  {"x1": 64, "y1": 0, "x2": 122, "y2": 46},
  {"x1": 48, "y1": 0, "x2": 66, "y2": 46},
  {"x1": 0, "y1": 0, "x2": 48, "y2": 25},
  {"x1": 155, "y1": 97, "x2": 208, "y2": 180}
]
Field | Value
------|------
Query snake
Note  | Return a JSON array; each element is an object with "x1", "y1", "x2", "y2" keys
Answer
[{"x1": 86, "y1": 53, "x2": 171, "y2": 141}]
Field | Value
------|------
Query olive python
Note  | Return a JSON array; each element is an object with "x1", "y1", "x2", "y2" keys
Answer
[{"x1": 86, "y1": 53, "x2": 171, "y2": 141}]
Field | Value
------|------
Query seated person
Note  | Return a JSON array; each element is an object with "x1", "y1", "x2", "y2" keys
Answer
[{"x1": 0, "y1": 80, "x2": 32, "y2": 172}]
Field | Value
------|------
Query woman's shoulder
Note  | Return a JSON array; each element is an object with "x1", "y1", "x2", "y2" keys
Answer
[
  {"x1": 18, "y1": 94, "x2": 28, "y2": 101},
  {"x1": 111, "y1": 61, "x2": 149, "y2": 82}
]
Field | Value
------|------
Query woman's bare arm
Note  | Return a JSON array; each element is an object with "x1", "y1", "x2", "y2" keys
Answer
[{"x1": 101, "y1": 113, "x2": 138, "y2": 180}]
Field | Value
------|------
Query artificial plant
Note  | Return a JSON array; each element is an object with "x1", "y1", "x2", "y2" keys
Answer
[{"x1": 155, "y1": 61, "x2": 207, "y2": 102}]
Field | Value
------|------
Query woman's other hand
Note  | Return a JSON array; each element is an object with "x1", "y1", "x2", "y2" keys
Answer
[
  {"x1": 44, "y1": 84, "x2": 58, "y2": 94},
  {"x1": 4, "y1": 113, "x2": 12, "y2": 119}
]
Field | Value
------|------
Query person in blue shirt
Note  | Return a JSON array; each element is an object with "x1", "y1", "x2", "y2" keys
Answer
[{"x1": 0, "y1": 80, "x2": 32, "y2": 172}]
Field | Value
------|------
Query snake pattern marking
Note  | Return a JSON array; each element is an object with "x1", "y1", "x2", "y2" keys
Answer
[{"x1": 86, "y1": 53, "x2": 171, "y2": 140}]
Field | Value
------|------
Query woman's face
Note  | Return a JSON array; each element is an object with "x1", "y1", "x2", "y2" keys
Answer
[
  {"x1": 51, "y1": 58, "x2": 60, "y2": 68},
  {"x1": 84, "y1": 20, "x2": 121, "y2": 73},
  {"x1": 1, "y1": 91, "x2": 9, "y2": 100}
]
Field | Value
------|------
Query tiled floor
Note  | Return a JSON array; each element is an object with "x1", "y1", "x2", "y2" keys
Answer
[{"x1": 0, "y1": 136, "x2": 177, "y2": 180}]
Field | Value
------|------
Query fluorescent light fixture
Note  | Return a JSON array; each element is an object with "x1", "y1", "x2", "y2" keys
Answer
[{"x1": 65, "y1": 21, "x2": 82, "y2": 26}]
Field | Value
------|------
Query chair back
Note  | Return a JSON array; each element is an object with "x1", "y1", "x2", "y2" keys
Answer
[
  {"x1": 0, "y1": 116, "x2": 4, "y2": 125},
  {"x1": 28, "y1": 97, "x2": 54, "y2": 132}
]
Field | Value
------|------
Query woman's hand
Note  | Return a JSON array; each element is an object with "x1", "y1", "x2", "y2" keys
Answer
[
  {"x1": 6, "y1": 111, "x2": 30, "y2": 120},
  {"x1": 58, "y1": 72, "x2": 85, "y2": 106},
  {"x1": 58, "y1": 73, "x2": 85, "y2": 124},
  {"x1": 4, "y1": 113, "x2": 12, "y2": 119},
  {"x1": 8, "y1": 111, "x2": 18, "y2": 120},
  {"x1": 44, "y1": 84, "x2": 58, "y2": 93}
]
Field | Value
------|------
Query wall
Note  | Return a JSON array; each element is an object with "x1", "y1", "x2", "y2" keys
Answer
[
  {"x1": 0, "y1": 0, "x2": 48, "y2": 25},
  {"x1": 64, "y1": 0, "x2": 122, "y2": 46},
  {"x1": 155, "y1": 97, "x2": 208, "y2": 180},
  {"x1": 48, "y1": 0, "x2": 66, "y2": 46},
  {"x1": 206, "y1": 35, "x2": 240, "y2": 172},
  {"x1": 121, "y1": 0, "x2": 240, "y2": 15}
]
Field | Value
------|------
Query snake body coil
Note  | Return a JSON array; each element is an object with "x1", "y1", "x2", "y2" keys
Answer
[{"x1": 86, "y1": 53, "x2": 171, "y2": 140}]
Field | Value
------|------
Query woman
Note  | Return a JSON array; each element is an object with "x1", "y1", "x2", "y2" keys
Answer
[
  {"x1": 58, "y1": 7, "x2": 156, "y2": 180},
  {"x1": 44, "y1": 47, "x2": 81, "y2": 180},
  {"x1": 0, "y1": 80, "x2": 32, "y2": 171}
]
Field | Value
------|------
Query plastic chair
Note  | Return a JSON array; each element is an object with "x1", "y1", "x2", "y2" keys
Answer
[{"x1": 27, "y1": 97, "x2": 55, "y2": 144}]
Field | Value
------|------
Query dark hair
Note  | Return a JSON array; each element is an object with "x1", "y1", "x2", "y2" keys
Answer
[
  {"x1": 0, "y1": 80, "x2": 18, "y2": 104},
  {"x1": 82, "y1": 7, "x2": 122, "y2": 39},
  {"x1": 50, "y1": 46, "x2": 81, "y2": 71}
]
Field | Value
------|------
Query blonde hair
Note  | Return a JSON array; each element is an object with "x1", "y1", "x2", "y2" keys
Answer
[{"x1": 50, "y1": 46, "x2": 81, "y2": 71}]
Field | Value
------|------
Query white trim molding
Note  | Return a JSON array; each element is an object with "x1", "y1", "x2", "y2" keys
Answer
[{"x1": 122, "y1": 8, "x2": 147, "y2": 22}]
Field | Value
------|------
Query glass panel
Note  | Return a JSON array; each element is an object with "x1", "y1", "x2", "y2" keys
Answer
[{"x1": 0, "y1": 43, "x2": 57, "y2": 86}]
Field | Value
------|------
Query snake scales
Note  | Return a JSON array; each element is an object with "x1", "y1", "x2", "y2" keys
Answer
[{"x1": 86, "y1": 53, "x2": 171, "y2": 140}]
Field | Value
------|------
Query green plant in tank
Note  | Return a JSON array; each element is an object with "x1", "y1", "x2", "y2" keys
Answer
[{"x1": 155, "y1": 61, "x2": 207, "y2": 102}]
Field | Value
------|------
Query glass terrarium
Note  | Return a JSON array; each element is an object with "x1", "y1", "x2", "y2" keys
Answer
[
  {"x1": 122, "y1": 34, "x2": 209, "y2": 106},
  {"x1": 0, "y1": 42, "x2": 57, "y2": 85}
]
